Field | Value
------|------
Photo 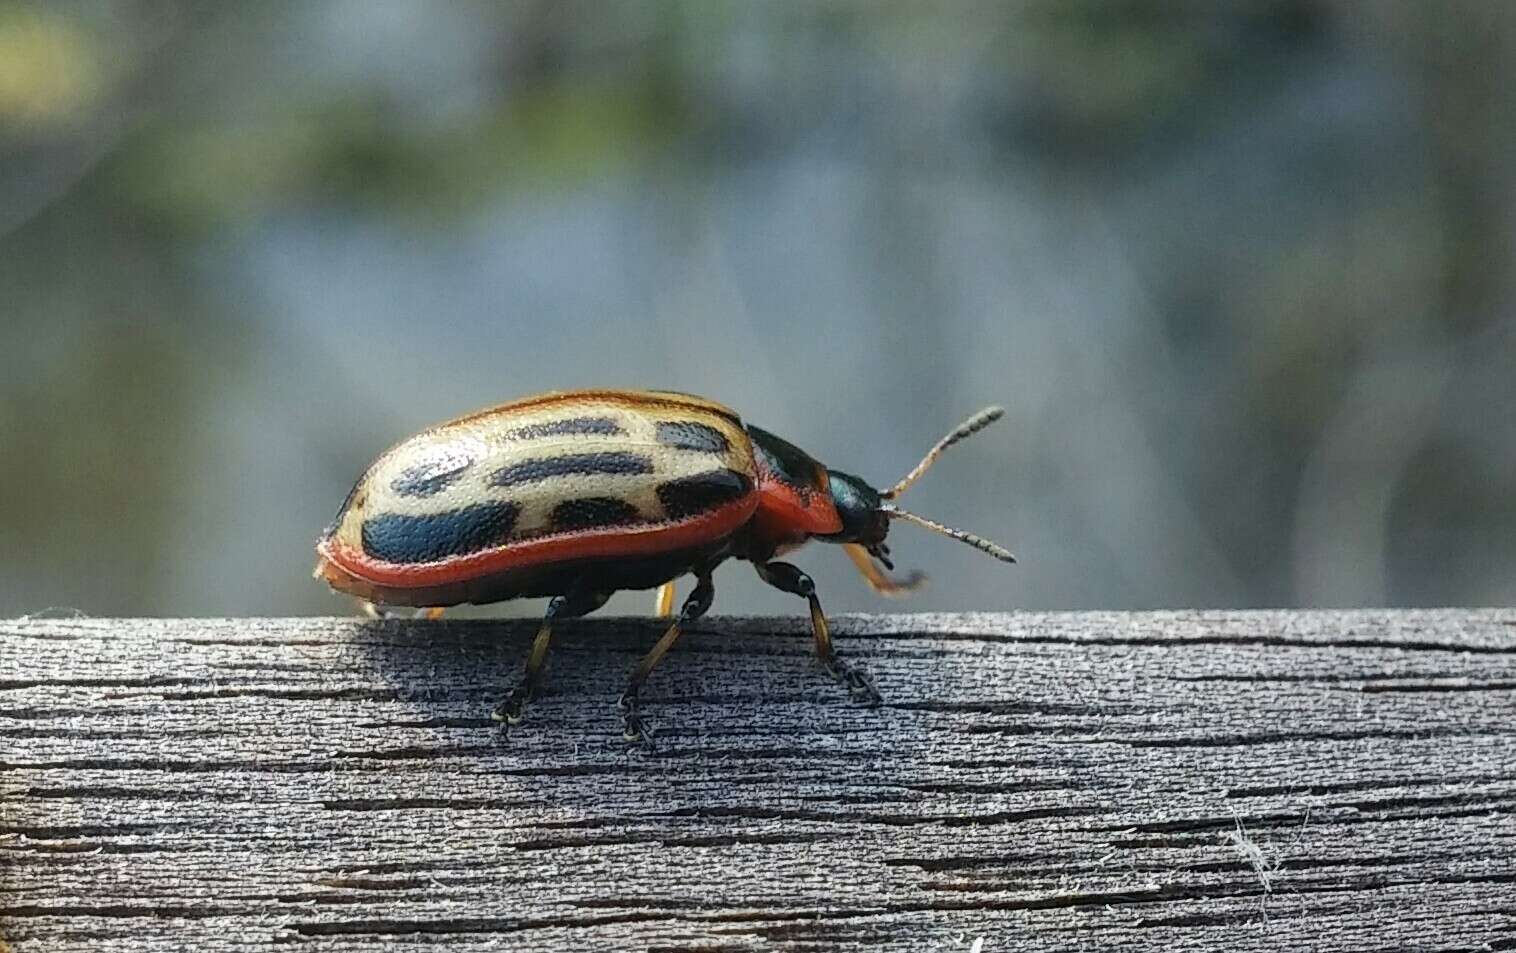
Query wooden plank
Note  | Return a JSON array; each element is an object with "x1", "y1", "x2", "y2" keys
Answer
[{"x1": 2, "y1": 610, "x2": 1515, "y2": 951}]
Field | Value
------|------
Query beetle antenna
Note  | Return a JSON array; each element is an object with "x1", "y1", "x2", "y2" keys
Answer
[
  {"x1": 881, "y1": 504, "x2": 1017, "y2": 563},
  {"x1": 882, "y1": 406, "x2": 1005, "y2": 499}
]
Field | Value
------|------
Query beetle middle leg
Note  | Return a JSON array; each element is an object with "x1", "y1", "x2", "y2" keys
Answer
[
  {"x1": 620, "y1": 571, "x2": 714, "y2": 746},
  {"x1": 755, "y1": 561, "x2": 882, "y2": 706},
  {"x1": 492, "y1": 587, "x2": 609, "y2": 726}
]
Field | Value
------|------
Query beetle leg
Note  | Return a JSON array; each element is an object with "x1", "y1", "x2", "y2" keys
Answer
[
  {"x1": 493, "y1": 588, "x2": 609, "y2": 726},
  {"x1": 843, "y1": 544, "x2": 926, "y2": 598},
  {"x1": 652, "y1": 581, "x2": 676, "y2": 618},
  {"x1": 620, "y1": 572, "x2": 715, "y2": 747},
  {"x1": 361, "y1": 602, "x2": 445, "y2": 621},
  {"x1": 755, "y1": 561, "x2": 882, "y2": 706}
]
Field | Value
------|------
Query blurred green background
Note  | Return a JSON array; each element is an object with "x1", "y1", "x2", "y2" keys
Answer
[{"x1": 2, "y1": 1, "x2": 1512, "y2": 618}]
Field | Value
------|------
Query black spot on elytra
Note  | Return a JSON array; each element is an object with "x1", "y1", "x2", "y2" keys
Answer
[
  {"x1": 747, "y1": 425, "x2": 824, "y2": 498},
  {"x1": 550, "y1": 497, "x2": 642, "y2": 532},
  {"x1": 490, "y1": 451, "x2": 653, "y2": 488},
  {"x1": 657, "y1": 469, "x2": 753, "y2": 520},
  {"x1": 390, "y1": 450, "x2": 474, "y2": 498},
  {"x1": 656, "y1": 420, "x2": 730, "y2": 453},
  {"x1": 504, "y1": 416, "x2": 624, "y2": 440},
  {"x1": 361, "y1": 502, "x2": 519, "y2": 564}
]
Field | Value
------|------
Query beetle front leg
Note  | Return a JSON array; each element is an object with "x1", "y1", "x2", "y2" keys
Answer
[
  {"x1": 620, "y1": 572, "x2": 715, "y2": 747},
  {"x1": 493, "y1": 588, "x2": 608, "y2": 725},
  {"x1": 754, "y1": 561, "x2": 882, "y2": 706}
]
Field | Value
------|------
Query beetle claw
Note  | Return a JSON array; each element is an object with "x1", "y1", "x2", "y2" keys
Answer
[
  {"x1": 491, "y1": 683, "x2": 533, "y2": 726},
  {"x1": 617, "y1": 691, "x2": 656, "y2": 751},
  {"x1": 824, "y1": 657, "x2": 883, "y2": 707}
]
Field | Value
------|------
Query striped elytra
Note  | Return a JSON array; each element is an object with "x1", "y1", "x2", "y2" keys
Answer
[{"x1": 316, "y1": 391, "x2": 780, "y2": 593}]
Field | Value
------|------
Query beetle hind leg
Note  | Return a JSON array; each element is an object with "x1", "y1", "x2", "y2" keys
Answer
[
  {"x1": 492, "y1": 588, "x2": 609, "y2": 727},
  {"x1": 755, "y1": 561, "x2": 882, "y2": 706},
  {"x1": 620, "y1": 572, "x2": 715, "y2": 748},
  {"x1": 359, "y1": 601, "x2": 446, "y2": 621},
  {"x1": 652, "y1": 581, "x2": 676, "y2": 617}
]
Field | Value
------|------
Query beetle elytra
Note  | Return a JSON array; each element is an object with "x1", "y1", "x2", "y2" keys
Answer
[{"x1": 315, "y1": 389, "x2": 1014, "y2": 741}]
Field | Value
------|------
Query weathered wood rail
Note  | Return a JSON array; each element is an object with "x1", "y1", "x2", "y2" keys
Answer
[{"x1": 2, "y1": 611, "x2": 1515, "y2": 951}]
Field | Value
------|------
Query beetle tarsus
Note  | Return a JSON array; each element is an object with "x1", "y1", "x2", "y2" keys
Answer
[
  {"x1": 825, "y1": 656, "x2": 883, "y2": 706},
  {"x1": 491, "y1": 681, "x2": 534, "y2": 725},
  {"x1": 618, "y1": 690, "x2": 655, "y2": 750}
]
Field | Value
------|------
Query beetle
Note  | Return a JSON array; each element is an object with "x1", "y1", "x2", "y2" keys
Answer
[{"x1": 314, "y1": 389, "x2": 1014, "y2": 741}]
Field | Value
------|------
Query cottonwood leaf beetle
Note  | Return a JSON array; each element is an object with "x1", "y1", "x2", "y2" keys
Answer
[{"x1": 315, "y1": 390, "x2": 1014, "y2": 742}]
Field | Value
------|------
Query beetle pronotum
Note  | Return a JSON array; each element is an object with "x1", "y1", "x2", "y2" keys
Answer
[{"x1": 315, "y1": 390, "x2": 1014, "y2": 741}]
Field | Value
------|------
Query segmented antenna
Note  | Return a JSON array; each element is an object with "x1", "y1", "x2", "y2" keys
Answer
[
  {"x1": 882, "y1": 504, "x2": 1017, "y2": 563},
  {"x1": 883, "y1": 406, "x2": 1005, "y2": 500}
]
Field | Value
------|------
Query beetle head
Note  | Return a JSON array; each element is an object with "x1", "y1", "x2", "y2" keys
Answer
[
  {"x1": 821, "y1": 406, "x2": 1017, "y2": 573},
  {"x1": 820, "y1": 469, "x2": 891, "y2": 555}
]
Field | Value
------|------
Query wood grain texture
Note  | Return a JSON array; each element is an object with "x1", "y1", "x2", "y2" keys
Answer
[{"x1": 3, "y1": 610, "x2": 1515, "y2": 951}]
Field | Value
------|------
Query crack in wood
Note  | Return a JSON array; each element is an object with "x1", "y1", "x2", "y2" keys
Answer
[
  {"x1": 320, "y1": 797, "x2": 546, "y2": 812},
  {"x1": 1226, "y1": 772, "x2": 1516, "y2": 799},
  {"x1": 1117, "y1": 726, "x2": 1494, "y2": 749},
  {"x1": 660, "y1": 804, "x2": 1106, "y2": 828},
  {"x1": 918, "y1": 630, "x2": 1516, "y2": 655},
  {"x1": 1361, "y1": 680, "x2": 1516, "y2": 693},
  {"x1": 0, "y1": 676, "x2": 207, "y2": 691},
  {"x1": 289, "y1": 912, "x2": 678, "y2": 936}
]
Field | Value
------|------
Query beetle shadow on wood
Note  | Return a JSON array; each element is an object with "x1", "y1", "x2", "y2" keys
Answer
[
  {"x1": 333, "y1": 612, "x2": 1098, "y2": 857},
  {"x1": 340, "y1": 614, "x2": 952, "y2": 760}
]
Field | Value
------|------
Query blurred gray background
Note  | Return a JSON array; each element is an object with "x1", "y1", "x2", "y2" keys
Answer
[{"x1": 2, "y1": 1, "x2": 1513, "y2": 618}]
